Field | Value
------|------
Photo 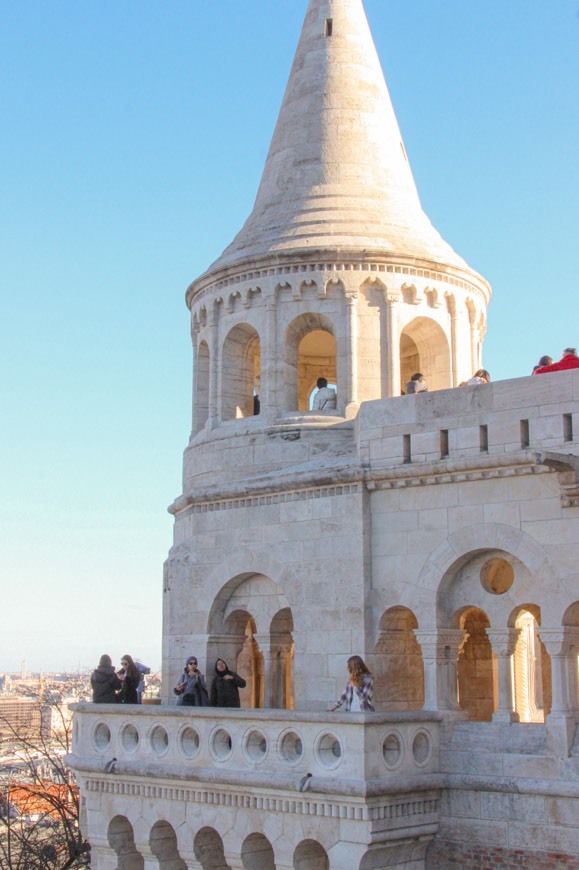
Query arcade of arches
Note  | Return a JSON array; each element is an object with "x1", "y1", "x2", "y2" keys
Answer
[
  {"x1": 193, "y1": 311, "x2": 455, "y2": 429},
  {"x1": 206, "y1": 569, "x2": 578, "y2": 722}
]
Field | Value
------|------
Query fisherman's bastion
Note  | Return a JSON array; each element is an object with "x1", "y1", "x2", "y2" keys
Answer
[{"x1": 68, "y1": 0, "x2": 579, "y2": 867}]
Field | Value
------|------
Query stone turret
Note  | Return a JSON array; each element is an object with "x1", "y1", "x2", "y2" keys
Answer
[
  {"x1": 69, "y1": 4, "x2": 579, "y2": 868},
  {"x1": 187, "y1": 0, "x2": 490, "y2": 439}
]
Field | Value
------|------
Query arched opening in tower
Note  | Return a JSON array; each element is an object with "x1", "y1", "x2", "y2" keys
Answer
[
  {"x1": 399, "y1": 317, "x2": 451, "y2": 394},
  {"x1": 285, "y1": 314, "x2": 337, "y2": 412},
  {"x1": 221, "y1": 324, "x2": 261, "y2": 421}
]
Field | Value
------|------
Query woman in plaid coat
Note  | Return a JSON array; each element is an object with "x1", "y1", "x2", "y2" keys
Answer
[{"x1": 329, "y1": 656, "x2": 374, "y2": 712}]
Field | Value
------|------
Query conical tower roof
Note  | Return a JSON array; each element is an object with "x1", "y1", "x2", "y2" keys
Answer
[{"x1": 207, "y1": 0, "x2": 469, "y2": 274}]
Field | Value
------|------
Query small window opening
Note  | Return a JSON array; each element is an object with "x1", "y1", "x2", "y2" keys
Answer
[
  {"x1": 480, "y1": 424, "x2": 489, "y2": 453},
  {"x1": 563, "y1": 413, "x2": 573, "y2": 442},
  {"x1": 440, "y1": 429, "x2": 449, "y2": 459},
  {"x1": 403, "y1": 434, "x2": 411, "y2": 464},
  {"x1": 325, "y1": 18, "x2": 333, "y2": 37},
  {"x1": 520, "y1": 419, "x2": 530, "y2": 448}
]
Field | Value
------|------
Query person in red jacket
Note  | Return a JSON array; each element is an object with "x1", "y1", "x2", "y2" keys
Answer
[{"x1": 534, "y1": 347, "x2": 579, "y2": 374}]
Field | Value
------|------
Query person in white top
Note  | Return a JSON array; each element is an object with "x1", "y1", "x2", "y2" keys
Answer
[{"x1": 312, "y1": 377, "x2": 337, "y2": 412}]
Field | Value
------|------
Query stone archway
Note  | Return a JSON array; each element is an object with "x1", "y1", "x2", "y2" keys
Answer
[
  {"x1": 373, "y1": 606, "x2": 423, "y2": 711},
  {"x1": 399, "y1": 316, "x2": 450, "y2": 393},
  {"x1": 221, "y1": 323, "x2": 261, "y2": 420},
  {"x1": 241, "y1": 833, "x2": 275, "y2": 870},
  {"x1": 194, "y1": 827, "x2": 231, "y2": 870},
  {"x1": 149, "y1": 820, "x2": 186, "y2": 870},
  {"x1": 284, "y1": 313, "x2": 337, "y2": 412},
  {"x1": 108, "y1": 816, "x2": 144, "y2": 870},
  {"x1": 207, "y1": 573, "x2": 293, "y2": 709},
  {"x1": 294, "y1": 839, "x2": 329, "y2": 869},
  {"x1": 512, "y1": 604, "x2": 551, "y2": 722},
  {"x1": 454, "y1": 606, "x2": 494, "y2": 721}
]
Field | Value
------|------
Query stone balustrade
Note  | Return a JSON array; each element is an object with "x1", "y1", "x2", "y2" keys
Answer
[{"x1": 69, "y1": 704, "x2": 442, "y2": 798}]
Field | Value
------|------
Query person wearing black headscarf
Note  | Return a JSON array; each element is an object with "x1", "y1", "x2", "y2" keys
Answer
[{"x1": 210, "y1": 658, "x2": 246, "y2": 708}]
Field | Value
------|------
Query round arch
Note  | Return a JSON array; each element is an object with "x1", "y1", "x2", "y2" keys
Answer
[
  {"x1": 108, "y1": 816, "x2": 144, "y2": 870},
  {"x1": 373, "y1": 606, "x2": 423, "y2": 711},
  {"x1": 294, "y1": 839, "x2": 329, "y2": 870},
  {"x1": 221, "y1": 323, "x2": 261, "y2": 421},
  {"x1": 399, "y1": 315, "x2": 450, "y2": 393},
  {"x1": 284, "y1": 312, "x2": 338, "y2": 412},
  {"x1": 414, "y1": 524, "x2": 563, "y2": 629},
  {"x1": 194, "y1": 826, "x2": 229, "y2": 870}
]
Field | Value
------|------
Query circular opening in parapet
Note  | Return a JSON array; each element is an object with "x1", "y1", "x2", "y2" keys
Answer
[
  {"x1": 412, "y1": 730, "x2": 432, "y2": 767},
  {"x1": 149, "y1": 725, "x2": 169, "y2": 757},
  {"x1": 92, "y1": 722, "x2": 111, "y2": 752},
  {"x1": 210, "y1": 728, "x2": 233, "y2": 761},
  {"x1": 120, "y1": 723, "x2": 139, "y2": 753},
  {"x1": 480, "y1": 557, "x2": 514, "y2": 595},
  {"x1": 314, "y1": 733, "x2": 342, "y2": 770},
  {"x1": 179, "y1": 726, "x2": 200, "y2": 759},
  {"x1": 382, "y1": 731, "x2": 403, "y2": 770},
  {"x1": 243, "y1": 729, "x2": 268, "y2": 763},
  {"x1": 279, "y1": 731, "x2": 303, "y2": 765}
]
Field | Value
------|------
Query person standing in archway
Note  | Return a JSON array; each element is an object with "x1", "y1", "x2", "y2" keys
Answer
[{"x1": 312, "y1": 377, "x2": 337, "y2": 412}]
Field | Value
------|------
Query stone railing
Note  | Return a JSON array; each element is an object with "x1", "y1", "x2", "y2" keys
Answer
[
  {"x1": 68, "y1": 705, "x2": 442, "y2": 798},
  {"x1": 358, "y1": 370, "x2": 579, "y2": 470}
]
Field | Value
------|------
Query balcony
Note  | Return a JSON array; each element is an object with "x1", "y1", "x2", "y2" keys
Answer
[{"x1": 68, "y1": 704, "x2": 442, "y2": 801}]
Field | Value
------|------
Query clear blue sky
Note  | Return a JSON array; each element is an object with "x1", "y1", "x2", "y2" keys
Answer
[{"x1": 1, "y1": 1, "x2": 578, "y2": 673}]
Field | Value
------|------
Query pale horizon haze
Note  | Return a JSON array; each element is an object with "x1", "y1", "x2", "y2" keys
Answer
[{"x1": 1, "y1": 1, "x2": 578, "y2": 674}]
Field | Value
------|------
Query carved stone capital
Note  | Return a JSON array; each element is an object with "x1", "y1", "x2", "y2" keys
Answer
[
  {"x1": 539, "y1": 628, "x2": 577, "y2": 658},
  {"x1": 485, "y1": 628, "x2": 520, "y2": 657}
]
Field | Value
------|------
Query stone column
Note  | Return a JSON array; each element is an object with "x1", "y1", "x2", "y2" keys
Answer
[
  {"x1": 447, "y1": 295, "x2": 459, "y2": 387},
  {"x1": 541, "y1": 628, "x2": 577, "y2": 756},
  {"x1": 254, "y1": 634, "x2": 275, "y2": 708},
  {"x1": 468, "y1": 306, "x2": 478, "y2": 377},
  {"x1": 88, "y1": 845, "x2": 118, "y2": 870},
  {"x1": 414, "y1": 629, "x2": 467, "y2": 711},
  {"x1": 486, "y1": 628, "x2": 520, "y2": 723},
  {"x1": 565, "y1": 627, "x2": 579, "y2": 712},
  {"x1": 208, "y1": 300, "x2": 220, "y2": 428},
  {"x1": 385, "y1": 293, "x2": 401, "y2": 397},
  {"x1": 190, "y1": 328, "x2": 198, "y2": 438},
  {"x1": 345, "y1": 289, "x2": 359, "y2": 417},
  {"x1": 262, "y1": 291, "x2": 278, "y2": 420}
]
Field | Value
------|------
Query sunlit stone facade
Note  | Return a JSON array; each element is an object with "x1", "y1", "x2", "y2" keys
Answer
[{"x1": 68, "y1": 1, "x2": 579, "y2": 867}]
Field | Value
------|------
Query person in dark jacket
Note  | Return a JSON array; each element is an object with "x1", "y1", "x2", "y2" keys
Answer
[
  {"x1": 91, "y1": 654, "x2": 122, "y2": 703},
  {"x1": 174, "y1": 656, "x2": 209, "y2": 706},
  {"x1": 210, "y1": 658, "x2": 246, "y2": 708},
  {"x1": 117, "y1": 654, "x2": 140, "y2": 704}
]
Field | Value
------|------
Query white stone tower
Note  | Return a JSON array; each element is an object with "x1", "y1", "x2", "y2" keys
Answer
[{"x1": 69, "y1": 2, "x2": 579, "y2": 868}]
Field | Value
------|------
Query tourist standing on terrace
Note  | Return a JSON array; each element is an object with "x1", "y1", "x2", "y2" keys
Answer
[
  {"x1": 117, "y1": 655, "x2": 140, "y2": 704},
  {"x1": 329, "y1": 656, "x2": 374, "y2": 712},
  {"x1": 210, "y1": 658, "x2": 246, "y2": 708},
  {"x1": 91, "y1": 655, "x2": 122, "y2": 703},
  {"x1": 534, "y1": 347, "x2": 579, "y2": 374}
]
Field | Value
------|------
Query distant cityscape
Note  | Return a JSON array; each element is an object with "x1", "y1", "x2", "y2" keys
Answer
[{"x1": 0, "y1": 666, "x2": 162, "y2": 834}]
